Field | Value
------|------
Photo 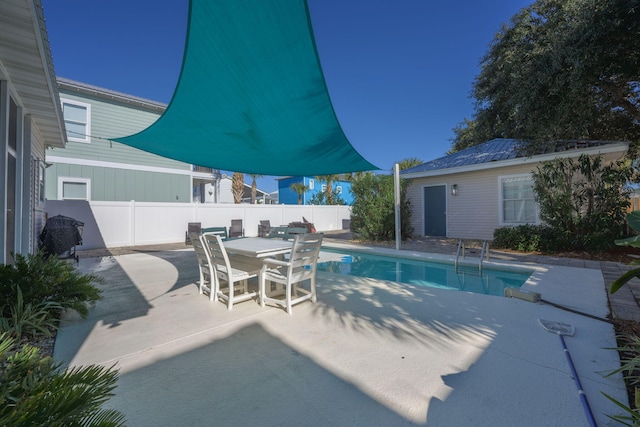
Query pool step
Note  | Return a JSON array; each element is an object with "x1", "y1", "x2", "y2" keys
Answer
[{"x1": 455, "y1": 239, "x2": 490, "y2": 273}]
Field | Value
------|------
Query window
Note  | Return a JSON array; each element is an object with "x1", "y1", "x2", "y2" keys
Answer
[
  {"x1": 336, "y1": 185, "x2": 342, "y2": 195},
  {"x1": 321, "y1": 184, "x2": 327, "y2": 192},
  {"x1": 308, "y1": 179, "x2": 314, "y2": 190},
  {"x1": 500, "y1": 175, "x2": 538, "y2": 225},
  {"x1": 38, "y1": 160, "x2": 46, "y2": 203},
  {"x1": 58, "y1": 177, "x2": 90, "y2": 200},
  {"x1": 61, "y1": 98, "x2": 91, "y2": 143}
]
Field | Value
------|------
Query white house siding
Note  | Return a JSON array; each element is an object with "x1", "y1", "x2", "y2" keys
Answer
[
  {"x1": 406, "y1": 151, "x2": 626, "y2": 241},
  {"x1": 1, "y1": 1, "x2": 66, "y2": 263}
]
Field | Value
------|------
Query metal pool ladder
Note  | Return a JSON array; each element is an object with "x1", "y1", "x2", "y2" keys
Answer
[{"x1": 455, "y1": 240, "x2": 490, "y2": 273}]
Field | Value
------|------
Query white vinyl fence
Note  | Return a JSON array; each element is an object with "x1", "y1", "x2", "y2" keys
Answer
[{"x1": 45, "y1": 200, "x2": 351, "y2": 250}]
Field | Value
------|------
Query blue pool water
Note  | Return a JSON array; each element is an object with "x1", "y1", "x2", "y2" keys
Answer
[{"x1": 317, "y1": 249, "x2": 533, "y2": 297}]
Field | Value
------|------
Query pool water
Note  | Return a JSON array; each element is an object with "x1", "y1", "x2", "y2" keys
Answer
[{"x1": 316, "y1": 250, "x2": 532, "y2": 297}]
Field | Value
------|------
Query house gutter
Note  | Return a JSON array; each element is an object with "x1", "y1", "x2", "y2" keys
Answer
[{"x1": 57, "y1": 77, "x2": 167, "y2": 113}]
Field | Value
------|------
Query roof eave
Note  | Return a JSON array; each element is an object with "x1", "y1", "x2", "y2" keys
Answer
[
  {"x1": 57, "y1": 77, "x2": 167, "y2": 113},
  {"x1": 0, "y1": 0, "x2": 67, "y2": 149}
]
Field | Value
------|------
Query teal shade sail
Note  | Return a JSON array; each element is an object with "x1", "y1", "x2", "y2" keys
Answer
[{"x1": 113, "y1": 0, "x2": 378, "y2": 175}]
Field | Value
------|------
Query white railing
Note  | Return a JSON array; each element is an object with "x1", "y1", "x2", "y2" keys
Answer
[{"x1": 44, "y1": 200, "x2": 351, "y2": 250}]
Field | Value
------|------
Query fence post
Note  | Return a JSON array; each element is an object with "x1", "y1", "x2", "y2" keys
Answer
[{"x1": 129, "y1": 200, "x2": 136, "y2": 246}]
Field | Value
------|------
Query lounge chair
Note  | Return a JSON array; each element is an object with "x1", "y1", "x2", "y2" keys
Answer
[
  {"x1": 202, "y1": 233, "x2": 262, "y2": 310},
  {"x1": 259, "y1": 233, "x2": 323, "y2": 315}
]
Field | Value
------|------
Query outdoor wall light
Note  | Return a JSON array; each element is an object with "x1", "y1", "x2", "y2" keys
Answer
[{"x1": 451, "y1": 184, "x2": 458, "y2": 196}]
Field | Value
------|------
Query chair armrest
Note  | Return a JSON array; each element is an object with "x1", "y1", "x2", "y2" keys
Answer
[{"x1": 262, "y1": 258, "x2": 290, "y2": 268}]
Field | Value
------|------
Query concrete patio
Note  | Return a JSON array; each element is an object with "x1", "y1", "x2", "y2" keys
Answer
[{"x1": 54, "y1": 238, "x2": 630, "y2": 426}]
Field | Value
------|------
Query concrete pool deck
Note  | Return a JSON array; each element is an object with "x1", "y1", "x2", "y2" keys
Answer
[{"x1": 54, "y1": 235, "x2": 632, "y2": 426}]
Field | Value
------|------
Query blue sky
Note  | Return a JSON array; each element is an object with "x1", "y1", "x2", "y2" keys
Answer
[{"x1": 43, "y1": 0, "x2": 532, "y2": 192}]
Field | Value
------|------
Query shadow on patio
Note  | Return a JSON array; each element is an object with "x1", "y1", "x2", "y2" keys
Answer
[{"x1": 54, "y1": 248, "x2": 626, "y2": 426}]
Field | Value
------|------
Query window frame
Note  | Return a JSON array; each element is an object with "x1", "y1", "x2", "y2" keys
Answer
[
  {"x1": 58, "y1": 177, "x2": 91, "y2": 201},
  {"x1": 38, "y1": 159, "x2": 46, "y2": 203},
  {"x1": 498, "y1": 173, "x2": 540, "y2": 226},
  {"x1": 60, "y1": 98, "x2": 91, "y2": 143}
]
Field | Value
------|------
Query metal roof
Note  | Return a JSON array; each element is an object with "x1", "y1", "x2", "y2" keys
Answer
[{"x1": 402, "y1": 138, "x2": 627, "y2": 175}]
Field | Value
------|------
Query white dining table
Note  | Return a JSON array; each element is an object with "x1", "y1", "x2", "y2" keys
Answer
[{"x1": 223, "y1": 237, "x2": 292, "y2": 258}]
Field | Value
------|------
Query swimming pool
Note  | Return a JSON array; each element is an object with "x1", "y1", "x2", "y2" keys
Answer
[{"x1": 316, "y1": 249, "x2": 533, "y2": 297}]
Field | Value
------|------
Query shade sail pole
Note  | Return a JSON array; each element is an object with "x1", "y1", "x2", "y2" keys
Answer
[{"x1": 394, "y1": 163, "x2": 401, "y2": 251}]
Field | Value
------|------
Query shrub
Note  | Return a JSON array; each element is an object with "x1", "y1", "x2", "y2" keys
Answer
[
  {"x1": 0, "y1": 333, "x2": 125, "y2": 426},
  {"x1": 0, "y1": 287, "x2": 61, "y2": 341},
  {"x1": 350, "y1": 172, "x2": 413, "y2": 241},
  {"x1": 492, "y1": 224, "x2": 575, "y2": 253},
  {"x1": 603, "y1": 332, "x2": 640, "y2": 424},
  {"x1": 611, "y1": 211, "x2": 640, "y2": 294},
  {"x1": 493, "y1": 225, "x2": 542, "y2": 252},
  {"x1": 532, "y1": 154, "x2": 632, "y2": 253},
  {"x1": 0, "y1": 253, "x2": 103, "y2": 318}
]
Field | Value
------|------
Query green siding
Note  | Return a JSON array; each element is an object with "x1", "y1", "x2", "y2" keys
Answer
[
  {"x1": 46, "y1": 164, "x2": 191, "y2": 202},
  {"x1": 53, "y1": 90, "x2": 190, "y2": 171},
  {"x1": 46, "y1": 83, "x2": 199, "y2": 203}
]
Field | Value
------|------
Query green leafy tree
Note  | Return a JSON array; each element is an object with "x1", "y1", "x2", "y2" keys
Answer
[
  {"x1": 531, "y1": 154, "x2": 632, "y2": 251},
  {"x1": 350, "y1": 172, "x2": 412, "y2": 241},
  {"x1": 309, "y1": 191, "x2": 346, "y2": 206},
  {"x1": 451, "y1": 0, "x2": 640, "y2": 153},
  {"x1": 314, "y1": 174, "x2": 341, "y2": 205},
  {"x1": 289, "y1": 182, "x2": 309, "y2": 205},
  {"x1": 395, "y1": 158, "x2": 423, "y2": 171}
]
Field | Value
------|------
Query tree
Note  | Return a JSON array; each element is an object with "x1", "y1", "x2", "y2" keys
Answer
[
  {"x1": 451, "y1": 0, "x2": 640, "y2": 154},
  {"x1": 289, "y1": 182, "x2": 309, "y2": 205},
  {"x1": 249, "y1": 174, "x2": 263, "y2": 204},
  {"x1": 231, "y1": 172, "x2": 244, "y2": 204},
  {"x1": 314, "y1": 174, "x2": 340, "y2": 205},
  {"x1": 531, "y1": 154, "x2": 632, "y2": 251},
  {"x1": 350, "y1": 172, "x2": 412, "y2": 241},
  {"x1": 395, "y1": 158, "x2": 423, "y2": 171}
]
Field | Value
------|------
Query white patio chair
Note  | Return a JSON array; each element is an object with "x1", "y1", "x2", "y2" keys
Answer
[
  {"x1": 189, "y1": 232, "x2": 216, "y2": 301},
  {"x1": 259, "y1": 233, "x2": 323, "y2": 315},
  {"x1": 202, "y1": 233, "x2": 261, "y2": 310}
]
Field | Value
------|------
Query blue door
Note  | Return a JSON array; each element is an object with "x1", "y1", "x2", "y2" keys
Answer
[{"x1": 423, "y1": 185, "x2": 446, "y2": 236}]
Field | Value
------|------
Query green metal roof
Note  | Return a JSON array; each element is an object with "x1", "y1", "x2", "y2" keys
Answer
[{"x1": 113, "y1": 0, "x2": 377, "y2": 175}]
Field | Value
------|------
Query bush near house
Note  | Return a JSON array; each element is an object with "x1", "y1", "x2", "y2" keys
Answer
[
  {"x1": 0, "y1": 333, "x2": 125, "y2": 426},
  {"x1": 531, "y1": 154, "x2": 632, "y2": 253},
  {"x1": 0, "y1": 254, "x2": 123, "y2": 425},
  {"x1": 350, "y1": 172, "x2": 412, "y2": 241},
  {"x1": 492, "y1": 225, "x2": 573, "y2": 253},
  {"x1": 0, "y1": 253, "x2": 103, "y2": 319}
]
